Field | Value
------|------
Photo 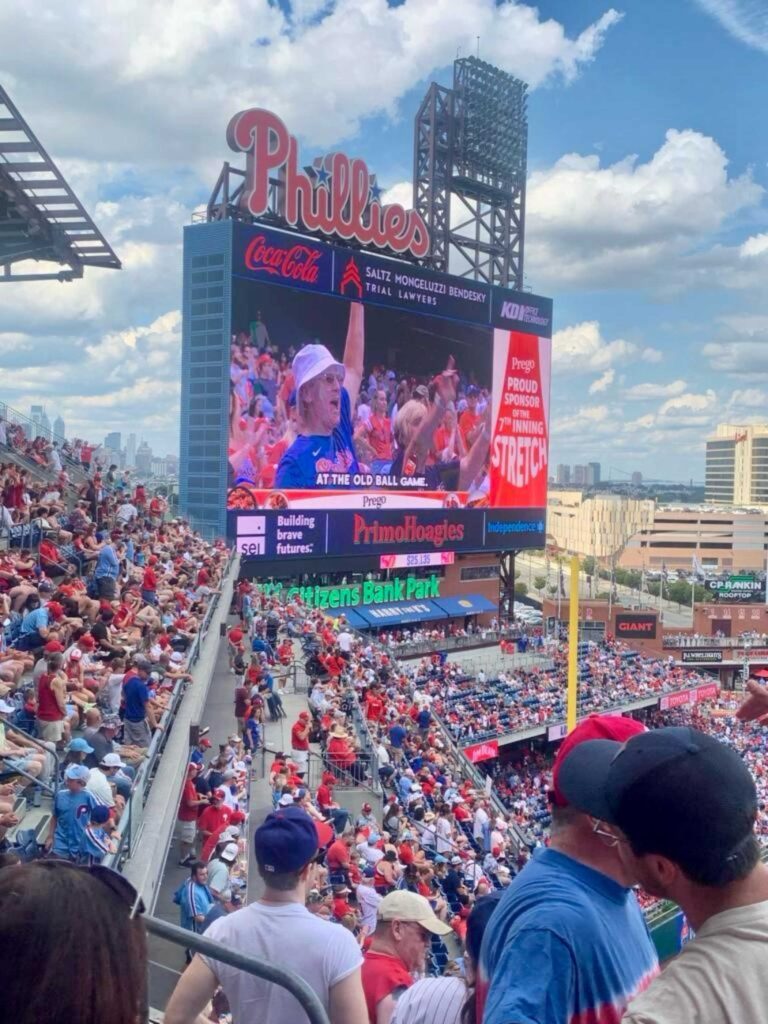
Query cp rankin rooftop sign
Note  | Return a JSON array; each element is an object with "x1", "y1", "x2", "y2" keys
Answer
[{"x1": 227, "y1": 108, "x2": 431, "y2": 260}]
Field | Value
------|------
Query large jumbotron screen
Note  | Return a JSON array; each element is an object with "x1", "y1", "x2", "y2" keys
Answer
[{"x1": 227, "y1": 222, "x2": 552, "y2": 561}]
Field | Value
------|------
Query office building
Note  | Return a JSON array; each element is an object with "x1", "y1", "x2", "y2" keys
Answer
[
  {"x1": 104, "y1": 431, "x2": 122, "y2": 453},
  {"x1": 126, "y1": 433, "x2": 137, "y2": 468},
  {"x1": 621, "y1": 507, "x2": 768, "y2": 573},
  {"x1": 52, "y1": 415, "x2": 65, "y2": 439},
  {"x1": 587, "y1": 462, "x2": 601, "y2": 485},
  {"x1": 135, "y1": 441, "x2": 153, "y2": 475},
  {"x1": 631, "y1": 471, "x2": 643, "y2": 486},
  {"x1": 572, "y1": 464, "x2": 587, "y2": 486},
  {"x1": 29, "y1": 404, "x2": 51, "y2": 440},
  {"x1": 555, "y1": 464, "x2": 571, "y2": 486},
  {"x1": 705, "y1": 423, "x2": 768, "y2": 506},
  {"x1": 547, "y1": 490, "x2": 656, "y2": 560}
]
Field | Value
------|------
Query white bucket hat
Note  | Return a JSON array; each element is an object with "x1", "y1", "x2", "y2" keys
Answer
[{"x1": 292, "y1": 344, "x2": 344, "y2": 394}]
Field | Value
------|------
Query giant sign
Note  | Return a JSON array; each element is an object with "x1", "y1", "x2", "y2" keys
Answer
[
  {"x1": 227, "y1": 220, "x2": 551, "y2": 561},
  {"x1": 227, "y1": 108, "x2": 430, "y2": 259},
  {"x1": 615, "y1": 613, "x2": 657, "y2": 640}
]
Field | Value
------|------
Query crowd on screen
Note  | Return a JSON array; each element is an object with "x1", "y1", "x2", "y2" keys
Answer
[
  {"x1": 227, "y1": 319, "x2": 492, "y2": 499},
  {"x1": 0, "y1": 439, "x2": 228, "y2": 863}
]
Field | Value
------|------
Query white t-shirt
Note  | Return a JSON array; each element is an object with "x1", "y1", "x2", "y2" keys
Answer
[
  {"x1": 355, "y1": 882, "x2": 383, "y2": 932},
  {"x1": 391, "y1": 976, "x2": 465, "y2": 1024},
  {"x1": 623, "y1": 898, "x2": 768, "y2": 1024},
  {"x1": 104, "y1": 673, "x2": 125, "y2": 714},
  {"x1": 203, "y1": 900, "x2": 362, "y2": 1024},
  {"x1": 86, "y1": 767, "x2": 115, "y2": 807},
  {"x1": 206, "y1": 857, "x2": 231, "y2": 896}
]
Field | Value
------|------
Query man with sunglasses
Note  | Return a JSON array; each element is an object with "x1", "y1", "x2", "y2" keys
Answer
[
  {"x1": 479, "y1": 715, "x2": 659, "y2": 1024},
  {"x1": 275, "y1": 303, "x2": 364, "y2": 489},
  {"x1": 362, "y1": 890, "x2": 453, "y2": 1024}
]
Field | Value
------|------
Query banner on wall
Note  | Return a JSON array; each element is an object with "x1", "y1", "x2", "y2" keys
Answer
[
  {"x1": 489, "y1": 329, "x2": 550, "y2": 508},
  {"x1": 463, "y1": 739, "x2": 499, "y2": 763}
]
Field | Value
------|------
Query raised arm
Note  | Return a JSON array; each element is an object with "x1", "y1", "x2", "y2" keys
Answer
[{"x1": 343, "y1": 302, "x2": 364, "y2": 410}]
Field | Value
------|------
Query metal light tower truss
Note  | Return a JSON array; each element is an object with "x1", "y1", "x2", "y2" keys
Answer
[{"x1": 413, "y1": 57, "x2": 528, "y2": 288}]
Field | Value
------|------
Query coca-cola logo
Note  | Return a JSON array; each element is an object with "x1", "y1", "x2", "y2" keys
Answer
[
  {"x1": 227, "y1": 108, "x2": 430, "y2": 259},
  {"x1": 244, "y1": 234, "x2": 322, "y2": 284}
]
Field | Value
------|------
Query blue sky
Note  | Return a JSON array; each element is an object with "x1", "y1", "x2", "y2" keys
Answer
[{"x1": 1, "y1": 0, "x2": 768, "y2": 479}]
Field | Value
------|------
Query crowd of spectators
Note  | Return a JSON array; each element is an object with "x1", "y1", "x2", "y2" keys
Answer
[{"x1": 0, "y1": 440, "x2": 228, "y2": 863}]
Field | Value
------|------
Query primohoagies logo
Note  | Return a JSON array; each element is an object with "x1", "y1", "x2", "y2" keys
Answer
[
  {"x1": 352, "y1": 513, "x2": 464, "y2": 549},
  {"x1": 499, "y1": 300, "x2": 550, "y2": 327}
]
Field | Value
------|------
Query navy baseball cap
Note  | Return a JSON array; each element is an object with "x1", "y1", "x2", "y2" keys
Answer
[
  {"x1": 558, "y1": 726, "x2": 757, "y2": 868},
  {"x1": 254, "y1": 806, "x2": 318, "y2": 873}
]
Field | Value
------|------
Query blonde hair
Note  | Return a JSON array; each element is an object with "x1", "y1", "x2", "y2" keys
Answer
[{"x1": 394, "y1": 399, "x2": 426, "y2": 448}]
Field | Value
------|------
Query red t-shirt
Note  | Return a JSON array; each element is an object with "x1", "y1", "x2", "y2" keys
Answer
[
  {"x1": 229, "y1": 627, "x2": 244, "y2": 646},
  {"x1": 361, "y1": 951, "x2": 413, "y2": 1024},
  {"x1": 197, "y1": 804, "x2": 231, "y2": 837},
  {"x1": 291, "y1": 721, "x2": 309, "y2": 751},
  {"x1": 178, "y1": 779, "x2": 200, "y2": 822},
  {"x1": 326, "y1": 838, "x2": 351, "y2": 871},
  {"x1": 316, "y1": 783, "x2": 333, "y2": 810},
  {"x1": 142, "y1": 567, "x2": 157, "y2": 593}
]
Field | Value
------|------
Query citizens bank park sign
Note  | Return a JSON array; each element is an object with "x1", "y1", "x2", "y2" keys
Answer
[{"x1": 227, "y1": 108, "x2": 430, "y2": 259}]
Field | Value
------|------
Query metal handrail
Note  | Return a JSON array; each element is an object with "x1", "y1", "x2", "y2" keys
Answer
[
  {"x1": 144, "y1": 916, "x2": 330, "y2": 1024},
  {"x1": 0, "y1": 712, "x2": 59, "y2": 795}
]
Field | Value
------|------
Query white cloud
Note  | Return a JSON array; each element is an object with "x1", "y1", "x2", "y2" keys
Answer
[
  {"x1": 641, "y1": 347, "x2": 663, "y2": 363},
  {"x1": 0, "y1": 1, "x2": 621, "y2": 160},
  {"x1": 694, "y1": 1, "x2": 768, "y2": 53},
  {"x1": 525, "y1": 129, "x2": 762, "y2": 292},
  {"x1": 552, "y1": 321, "x2": 638, "y2": 373},
  {"x1": 659, "y1": 390, "x2": 717, "y2": 415},
  {"x1": 589, "y1": 368, "x2": 615, "y2": 394},
  {"x1": 624, "y1": 379, "x2": 687, "y2": 400},
  {"x1": 702, "y1": 314, "x2": 768, "y2": 375},
  {"x1": 727, "y1": 387, "x2": 768, "y2": 408}
]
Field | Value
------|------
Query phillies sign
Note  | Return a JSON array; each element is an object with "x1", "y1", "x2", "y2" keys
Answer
[
  {"x1": 227, "y1": 108, "x2": 430, "y2": 259},
  {"x1": 463, "y1": 739, "x2": 499, "y2": 763}
]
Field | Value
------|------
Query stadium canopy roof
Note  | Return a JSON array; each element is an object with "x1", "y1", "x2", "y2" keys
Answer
[{"x1": 0, "y1": 85, "x2": 120, "y2": 282}]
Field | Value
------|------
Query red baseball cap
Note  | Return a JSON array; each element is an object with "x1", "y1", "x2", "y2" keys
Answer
[
  {"x1": 550, "y1": 714, "x2": 646, "y2": 808},
  {"x1": 200, "y1": 738, "x2": 212, "y2": 749},
  {"x1": 43, "y1": 640, "x2": 64, "y2": 653},
  {"x1": 47, "y1": 601, "x2": 64, "y2": 621},
  {"x1": 78, "y1": 634, "x2": 96, "y2": 649}
]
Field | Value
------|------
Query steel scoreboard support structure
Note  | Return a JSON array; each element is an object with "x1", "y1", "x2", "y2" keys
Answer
[{"x1": 413, "y1": 57, "x2": 528, "y2": 288}]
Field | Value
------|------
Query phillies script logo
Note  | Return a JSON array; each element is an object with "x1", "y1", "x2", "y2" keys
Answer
[
  {"x1": 244, "y1": 235, "x2": 322, "y2": 284},
  {"x1": 464, "y1": 739, "x2": 499, "y2": 763},
  {"x1": 227, "y1": 108, "x2": 430, "y2": 259}
]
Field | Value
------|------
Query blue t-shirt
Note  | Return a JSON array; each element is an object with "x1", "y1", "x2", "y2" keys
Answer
[
  {"x1": 20, "y1": 606, "x2": 49, "y2": 637},
  {"x1": 123, "y1": 674, "x2": 149, "y2": 722},
  {"x1": 479, "y1": 848, "x2": 659, "y2": 1024},
  {"x1": 95, "y1": 544, "x2": 120, "y2": 580},
  {"x1": 53, "y1": 788, "x2": 98, "y2": 859},
  {"x1": 389, "y1": 724, "x2": 407, "y2": 749},
  {"x1": 275, "y1": 387, "x2": 360, "y2": 488}
]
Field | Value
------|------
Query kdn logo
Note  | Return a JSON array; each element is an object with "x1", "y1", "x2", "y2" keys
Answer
[
  {"x1": 500, "y1": 300, "x2": 549, "y2": 327},
  {"x1": 238, "y1": 516, "x2": 266, "y2": 556}
]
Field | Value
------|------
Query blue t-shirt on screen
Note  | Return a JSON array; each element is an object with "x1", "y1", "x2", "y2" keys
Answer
[
  {"x1": 275, "y1": 387, "x2": 360, "y2": 488},
  {"x1": 479, "y1": 847, "x2": 659, "y2": 1024}
]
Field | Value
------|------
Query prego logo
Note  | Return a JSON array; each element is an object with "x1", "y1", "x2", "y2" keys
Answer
[
  {"x1": 500, "y1": 301, "x2": 550, "y2": 327},
  {"x1": 227, "y1": 108, "x2": 430, "y2": 259},
  {"x1": 510, "y1": 357, "x2": 535, "y2": 373},
  {"x1": 244, "y1": 234, "x2": 323, "y2": 284}
]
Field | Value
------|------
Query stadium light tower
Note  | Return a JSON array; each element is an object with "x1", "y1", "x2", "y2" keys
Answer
[{"x1": 413, "y1": 57, "x2": 528, "y2": 288}]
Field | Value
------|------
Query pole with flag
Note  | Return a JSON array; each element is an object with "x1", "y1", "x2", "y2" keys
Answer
[{"x1": 659, "y1": 561, "x2": 667, "y2": 617}]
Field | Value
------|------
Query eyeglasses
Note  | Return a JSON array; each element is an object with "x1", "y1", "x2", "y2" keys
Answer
[
  {"x1": 590, "y1": 818, "x2": 627, "y2": 849},
  {"x1": 37, "y1": 859, "x2": 145, "y2": 919},
  {"x1": 317, "y1": 372, "x2": 342, "y2": 386},
  {"x1": 401, "y1": 920, "x2": 432, "y2": 943}
]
